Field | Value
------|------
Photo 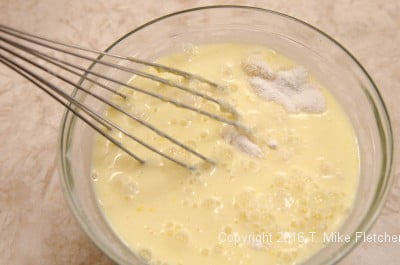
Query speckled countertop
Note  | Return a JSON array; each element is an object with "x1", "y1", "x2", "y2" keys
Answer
[{"x1": 0, "y1": 0, "x2": 399, "y2": 264}]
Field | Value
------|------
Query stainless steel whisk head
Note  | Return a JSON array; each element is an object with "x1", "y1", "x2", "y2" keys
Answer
[{"x1": 0, "y1": 25, "x2": 244, "y2": 170}]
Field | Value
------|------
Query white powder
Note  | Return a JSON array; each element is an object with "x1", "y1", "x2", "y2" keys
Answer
[
  {"x1": 243, "y1": 59, "x2": 326, "y2": 113},
  {"x1": 242, "y1": 56, "x2": 275, "y2": 79},
  {"x1": 267, "y1": 139, "x2": 279, "y2": 149},
  {"x1": 223, "y1": 128, "x2": 264, "y2": 158}
]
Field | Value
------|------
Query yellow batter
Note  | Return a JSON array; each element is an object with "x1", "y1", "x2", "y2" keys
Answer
[{"x1": 92, "y1": 43, "x2": 359, "y2": 265}]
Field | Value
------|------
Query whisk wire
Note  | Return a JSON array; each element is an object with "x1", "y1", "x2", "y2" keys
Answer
[
  {"x1": 0, "y1": 33, "x2": 242, "y2": 129},
  {"x1": 0, "y1": 50, "x2": 202, "y2": 170},
  {"x1": 0, "y1": 25, "x2": 245, "y2": 170},
  {"x1": 0, "y1": 24, "x2": 219, "y2": 87},
  {"x1": 0, "y1": 54, "x2": 147, "y2": 164},
  {"x1": 0, "y1": 42, "x2": 214, "y2": 167},
  {"x1": 0, "y1": 25, "x2": 228, "y2": 109}
]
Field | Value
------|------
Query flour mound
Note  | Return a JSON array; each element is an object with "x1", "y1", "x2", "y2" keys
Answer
[
  {"x1": 223, "y1": 128, "x2": 264, "y2": 158},
  {"x1": 243, "y1": 59, "x2": 326, "y2": 113},
  {"x1": 242, "y1": 56, "x2": 275, "y2": 79}
]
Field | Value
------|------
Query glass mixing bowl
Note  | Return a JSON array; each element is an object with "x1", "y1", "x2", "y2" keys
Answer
[{"x1": 58, "y1": 5, "x2": 396, "y2": 265}]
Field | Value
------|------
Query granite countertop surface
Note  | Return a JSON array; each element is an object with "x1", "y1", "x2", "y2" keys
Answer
[{"x1": 0, "y1": 0, "x2": 399, "y2": 264}]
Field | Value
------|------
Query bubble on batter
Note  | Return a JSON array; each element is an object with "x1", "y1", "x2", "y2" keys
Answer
[
  {"x1": 224, "y1": 82, "x2": 239, "y2": 92},
  {"x1": 223, "y1": 225, "x2": 233, "y2": 234},
  {"x1": 178, "y1": 93, "x2": 198, "y2": 105},
  {"x1": 199, "y1": 130, "x2": 210, "y2": 140},
  {"x1": 283, "y1": 195, "x2": 295, "y2": 209},
  {"x1": 317, "y1": 157, "x2": 343, "y2": 179},
  {"x1": 202, "y1": 196, "x2": 224, "y2": 214},
  {"x1": 183, "y1": 186, "x2": 195, "y2": 196},
  {"x1": 218, "y1": 147, "x2": 234, "y2": 160},
  {"x1": 110, "y1": 172, "x2": 139, "y2": 199},
  {"x1": 186, "y1": 171, "x2": 208, "y2": 188},
  {"x1": 200, "y1": 248, "x2": 210, "y2": 256},
  {"x1": 91, "y1": 172, "x2": 98, "y2": 181},
  {"x1": 131, "y1": 105, "x2": 149, "y2": 120},
  {"x1": 212, "y1": 243, "x2": 228, "y2": 256},
  {"x1": 162, "y1": 222, "x2": 191, "y2": 244},
  {"x1": 234, "y1": 188, "x2": 281, "y2": 228},
  {"x1": 184, "y1": 140, "x2": 197, "y2": 148},
  {"x1": 221, "y1": 63, "x2": 234, "y2": 79},
  {"x1": 175, "y1": 230, "x2": 190, "y2": 243},
  {"x1": 181, "y1": 42, "x2": 199, "y2": 57},
  {"x1": 138, "y1": 248, "x2": 152, "y2": 262}
]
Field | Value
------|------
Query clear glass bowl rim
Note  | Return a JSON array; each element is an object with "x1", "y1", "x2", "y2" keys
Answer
[{"x1": 58, "y1": 5, "x2": 395, "y2": 265}]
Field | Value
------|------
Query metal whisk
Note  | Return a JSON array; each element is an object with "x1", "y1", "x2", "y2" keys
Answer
[{"x1": 0, "y1": 25, "x2": 243, "y2": 170}]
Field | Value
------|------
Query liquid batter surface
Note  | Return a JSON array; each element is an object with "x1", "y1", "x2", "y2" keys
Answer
[{"x1": 92, "y1": 43, "x2": 359, "y2": 265}]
